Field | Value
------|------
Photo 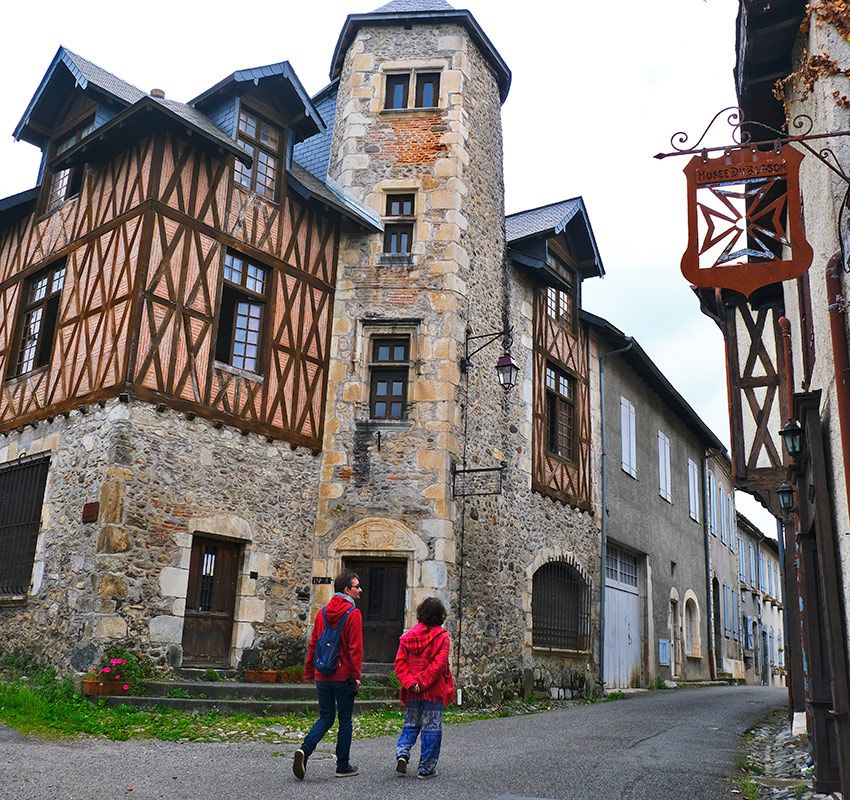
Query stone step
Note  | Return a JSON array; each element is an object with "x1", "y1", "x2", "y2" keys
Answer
[
  {"x1": 362, "y1": 662, "x2": 394, "y2": 675},
  {"x1": 99, "y1": 695, "x2": 398, "y2": 715},
  {"x1": 138, "y1": 680, "x2": 397, "y2": 700},
  {"x1": 173, "y1": 668, "x2": 239, "y2": 681}
]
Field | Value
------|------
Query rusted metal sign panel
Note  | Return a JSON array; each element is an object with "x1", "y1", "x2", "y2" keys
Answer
[{"x1": 681, "y1": 145, "x2": 812, "y2": 296}]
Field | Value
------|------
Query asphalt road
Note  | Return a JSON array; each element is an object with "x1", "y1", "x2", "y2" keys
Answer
[{"x1": 1, "y1": 685, "x2": 784, "y2": 800}]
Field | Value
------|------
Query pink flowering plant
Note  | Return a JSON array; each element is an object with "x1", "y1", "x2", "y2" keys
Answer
[{"x1": 83, "y1": 647, "x2": 145, "y2": 694}]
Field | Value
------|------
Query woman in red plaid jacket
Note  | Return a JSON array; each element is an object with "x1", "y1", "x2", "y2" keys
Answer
[{"x1": 393, "y1": 597, "x2": 455, "y2": 779}]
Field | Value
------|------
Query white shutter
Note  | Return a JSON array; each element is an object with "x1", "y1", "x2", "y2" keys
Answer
[
  {"x1": 719, "y1": 487, "x2": 727, "y2": 543},
  {"x1": 728, "y1": 497, "x2": 735, "y2": 549},
  {"x1": 687, "y1": 459, "x2": 699, "y2": 521},
  {"x1": 708, "y1": 473, "x2": 717, "y2": 535},
  {"x1": 621, "y1": 397, "x2": 636, "y2": 477},
  {"x1": 657, "y1": 431, "x2": 671, "y2": 501}
]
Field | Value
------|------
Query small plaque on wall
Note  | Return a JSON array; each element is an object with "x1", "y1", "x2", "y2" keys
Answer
[
  {"x1": 81, "y1": 502, "x2": 100, "y2": 524},
  {"x1": 311, "y1": 576, "x2": 332, "y2": 585}
]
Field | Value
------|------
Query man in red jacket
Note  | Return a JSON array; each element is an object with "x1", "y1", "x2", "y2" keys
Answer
[{"x1": 293, "y1": 570, "x2": 363, "y2": 780}]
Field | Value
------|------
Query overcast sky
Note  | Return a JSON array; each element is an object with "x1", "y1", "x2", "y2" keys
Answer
[{"x1": 0, "y1": 0, "x2": 777, "y2": 532}]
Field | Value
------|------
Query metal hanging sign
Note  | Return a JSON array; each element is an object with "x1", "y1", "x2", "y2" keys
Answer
[
  {"x1": 657, "y1": 106, "x2": 850, "y2": 297},
  {"x1": 680, "y1": 144, "x2": 812, "y2": 297}
]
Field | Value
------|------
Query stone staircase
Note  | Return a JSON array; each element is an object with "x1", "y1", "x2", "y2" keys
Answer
[{"x1": 95, "y1": 662, "x2": 399, "y2": 715}]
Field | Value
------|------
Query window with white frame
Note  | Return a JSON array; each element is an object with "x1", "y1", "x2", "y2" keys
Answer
[
  {"x1": 687, "y1": 458, "x2": 700, "y2": 521},
  {"x1": 620, "y1": 396, "x2": 636, "y2": 478},
  {"x1": 719, "y1": 486, "x2": 727, "y2": 544},
  {"x1": 657, "y1": 431, "x2": 671, "y2": 502},
  {"x1": 708, "y1": 472, "x2": 717, "y2": 536}
]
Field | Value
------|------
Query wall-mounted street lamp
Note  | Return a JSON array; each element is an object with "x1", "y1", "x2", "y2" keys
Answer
[
  {"x1": 779, "y1": 419, "x2": 803, "y2": 458},
  {"x1": 777, "y1": 481, "x2": 795, "y2": 512},
  {"x1": 460, "y1": 327, "x2": 519, "y2": 391}
]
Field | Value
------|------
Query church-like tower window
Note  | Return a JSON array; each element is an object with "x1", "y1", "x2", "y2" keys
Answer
[
  {"x1": 385, "y1": 74, "x2": 410, "y2": 110},
  {"x1": 415, "y1": 73, "x2": 440, "y2": 108},
  {"x1": 383, "y1": 194, "x2": 415, "y2": 255}
]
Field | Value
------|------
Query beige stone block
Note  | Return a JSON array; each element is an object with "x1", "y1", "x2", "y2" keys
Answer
[
  {"x1": 97, "y1": 524, "x2": 132, "y2": 553},
  {"x1": 81, "y1": 434, "x2": 95, "y2": 453},
  {"x1": 106, "y1": 466, "x2": 133, "y2": 481},
  {"x1": 342, "y1": 384, "x2": 364, "y2": 403},
  {"x1": 108, "y1": 403, "x2": 130, "y2": 421},
  {"x1": 172, "y1": 598, "x2": 186, "y2": 616},
  {"x1": 190, "y1": 514, "x2": 251, "y2": 541},
  {"x1": 238, "y1": 596, "x2": 266, "y2": 623},
  {"x1": 429, "y1": 293, "x2": 459, "y2": 314},
  {"x1": 248, "y1": 550, "x2": 271, "y2": 578},
  {"x1": 235, "y1": 622, "x2": 255, "y2": 650},
  {"x1": 98, "y1": 479, "x2": 125, "y2": 524},
  {"x1": 100, "y1": 576, "x2": 128, "y2": 598},
  {"x1": 342, "y1": 154, "x2": 370, "y2": 171},
  {"x1": 421, "y1": 560, "x2": 448, "y2": 589},
  {"x1": 94, "y1": 615, "x2": 128, "y2": 640},
  {"x1": 430, "y1": 190, "x2": 461, "y2": 211},
  {"x1": 333, "y1": 317, "x2": 352, "y2": 335},
  {"x1": 329, "y1": 361, "x2": 347, "y2": 381},
  {"x1": 160, "y1": 567, "x2": 188, "y2": 598},
  {"x1": 351, "y1": 53, "x2": 374, "y2": 71},
  {"x1": 422, "y1": 483, "x2": 449, "y2": 500},
  {"x1": 173, "y1": 531, "x2": 192, "y2": 550},
  {"x1": 443, "y1": 274, "x2": 467, "y2": 296},
  {"x1": 40, "y1": 503, "x2": 52, "y2": 530},
  {"x1": 435, "y1": 223, "x2": 461, "y2": 241},
  {"x1": 149, "y1": 615, "x2": 182, "y2": 644},
  {"x1": 417, "y1": 448, "x2": 448, "y2": 471},
  {"x1": 433, "y1": 538, "x2": 456, "y2": 563},
  {"x1": 434, "y1": 157, "x2": 459, "y2": 178},
  {"x1": 31, "y1": 560, "x2": 44, "y2": 594},
  {"x1": 445, "y1": 242, "x2": 470, "y2": 268},
  {"x1": 319, "y1": 482, "x2": 344, "y2": 500}
]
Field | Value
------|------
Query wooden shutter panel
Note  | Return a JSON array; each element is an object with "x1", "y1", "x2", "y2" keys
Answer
[
  {"x1": 629, "y1": 402, "x2": 636, "y2": 476},
  {"x1": 621, "y1": 397, "x2": 630, "y2": 473}
]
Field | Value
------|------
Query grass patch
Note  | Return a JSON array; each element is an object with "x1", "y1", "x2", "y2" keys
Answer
[
  {"x1": 0, "y1": 674, "x2": 552, "y2": 743},
  {"x1": 604, "y1": 690, "x2": 625, "y2": 702},
  {"x1": 739, "y1": 777, "x2": 760, "y2": 800}
]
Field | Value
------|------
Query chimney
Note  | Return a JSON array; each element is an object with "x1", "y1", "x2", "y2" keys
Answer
[{"x1": 150, "y1": 88, "x2": 165, "y2": 99}]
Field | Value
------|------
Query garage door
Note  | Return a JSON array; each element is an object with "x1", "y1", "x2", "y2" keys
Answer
[{"x1": 604, "y1": 546, "x2": 642, "y2": 689}]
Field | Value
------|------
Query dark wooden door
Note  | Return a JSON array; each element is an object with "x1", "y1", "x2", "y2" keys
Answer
[
  {"x1": 182, "y1": 536, "x2": 240, "y2": 667},
  {"x1": 343, "y1": 559, "x2": 406, "y2": 663}
]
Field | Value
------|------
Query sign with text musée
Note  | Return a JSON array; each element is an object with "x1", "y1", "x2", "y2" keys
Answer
[{"x1": 680, "y1": 145, "x2": 812, "y2": 297}]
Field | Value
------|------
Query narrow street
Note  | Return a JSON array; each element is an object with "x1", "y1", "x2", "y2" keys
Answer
[{"x1": 1, "y1": 686, "x2": 784, "y2": 800}]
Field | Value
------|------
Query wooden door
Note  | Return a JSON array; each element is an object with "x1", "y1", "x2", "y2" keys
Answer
[
  {"x1": 182, "y1": 536, "x2": 240, "y2": 667},
  {"x1": 604, "y1": 584, "x2": 641, "y2": 688},
  {"x1": 343, "y1": 559, "x2": 406, "y2": 663}
]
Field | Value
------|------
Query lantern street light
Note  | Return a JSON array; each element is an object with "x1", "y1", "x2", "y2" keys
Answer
[
  {"x1": 779, "y1": 418, "x2": 803, "y2": 458},
  {"x1": 460, "y1": 327, "x2": 519, "y2": 390},
  {"x1": 777, "y1": 481, "x2": 795, "y2": 512}
]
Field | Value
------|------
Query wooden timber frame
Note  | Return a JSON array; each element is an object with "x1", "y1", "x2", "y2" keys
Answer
[
  {"x1": 0, "y1": 129, "x2": 341, "y2": 449},
  {"x1": 531, "y1": 267, "x2": 593, "y2": 512}
]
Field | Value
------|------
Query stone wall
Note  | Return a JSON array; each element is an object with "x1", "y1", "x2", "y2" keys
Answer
[{"x1": 0, "y1": 398, "x2": 320, "y2": 673}]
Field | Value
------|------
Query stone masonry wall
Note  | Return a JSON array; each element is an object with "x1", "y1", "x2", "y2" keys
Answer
[{"x1": 0, "y1": 398, "x2": 319, "y2": 673}]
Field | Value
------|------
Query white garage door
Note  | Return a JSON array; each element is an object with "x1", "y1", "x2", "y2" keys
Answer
[{"x1": 604, "y1": 546, "x2": 642, "y2": 689}]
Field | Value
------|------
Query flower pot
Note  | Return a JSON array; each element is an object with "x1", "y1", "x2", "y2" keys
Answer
[
  {"x1": 82, "y1": 678, "x2": 129, "y2": 697},
  {"x1": 243, "y1": 669, "x2": 278, "y2": 683}
]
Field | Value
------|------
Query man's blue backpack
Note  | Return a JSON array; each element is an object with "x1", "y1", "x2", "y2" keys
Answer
[{"x1": 313, "y1": 606, "x2": 354, "y2": 676}]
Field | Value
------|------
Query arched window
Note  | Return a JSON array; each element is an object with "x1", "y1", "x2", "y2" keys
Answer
[
  {"x1": 532, "y1": 561, "x2": 591, "y2": 651},
  {"x1": 684, "y1": 597, "x2": 700, "y2": 657}
]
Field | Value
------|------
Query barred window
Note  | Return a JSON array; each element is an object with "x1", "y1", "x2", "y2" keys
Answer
[
  {"x1": 215, "y1": 251, "x2": 268, "y2": 374},
  {"x1": 0, "y1": 456, "x2": 50, "y2": 597},
  {"x1": 532, "y1": 561, "x2": 591, "y2": 651},
  {"x1": 234, "y1": 108, "x2": 281, "y2": 199},
  {"x1": 545, "y1": 363, "x2": 576, "y2": 462}
]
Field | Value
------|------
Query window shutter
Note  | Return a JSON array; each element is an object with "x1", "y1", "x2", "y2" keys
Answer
[
  {"x1": 719, "y1": 487, "x2": 727, "y2": 543},
  {"x1": 621, "y1": 397, "x2": 630, "y2": 473},
  {"x1": 708, "y1": 473, "x2": 717, "y2": 535},
  {"x1": 629, "y1": 401, "x2": 636, "y2": 476},
  {"x1": 687, "y1": 459, "x2": 699, "y2": 521},
  {"x1": 733, "y1": 590, "x2": 739, "y2": 641},
  {"x1": 657, "y1": 432, "x2": 671, "y2": 501}
]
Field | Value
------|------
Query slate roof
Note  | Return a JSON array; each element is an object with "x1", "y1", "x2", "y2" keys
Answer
[
  {"x1": 372, "y1": 0, "x2": 455, "y2": 12},
  {"x1": 60, "y1": 48, "x2": 145, "y2": 106},
  {"x1": 150, "y1": 97, "x2": 242, "y2": 153},
  {"x1": 505, "y1": 199, "x2": 584, "y2": 243},
  {"x1": 293, "y1": 81, "x2": 339, "y2": 179},
  {"x1": 289, "y1": 163, "x2": 382, "y2": 231}
]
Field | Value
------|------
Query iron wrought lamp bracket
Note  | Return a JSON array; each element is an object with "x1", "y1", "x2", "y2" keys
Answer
[{"x1": 460, "y1": 326, "x2": 518, "y2": 390}]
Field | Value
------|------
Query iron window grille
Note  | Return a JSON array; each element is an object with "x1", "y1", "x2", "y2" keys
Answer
[
  {"x1": 545, "y1": 363, "x2": 577, "y2": 462},
  {"x1": 234, "y1": 108, "x2": 281, "y2": 199},
  {"x1": 369, "y1": 338, "x2": 410, "y2": 420},
  {"x1": 10, "y1": 260, "x2": 66, "y2": 377},
  {"x1": 531, "y1": 561, "x2": 591, "y2": 651},
  {"x1": 0, "y1": 456, "x2": 50, "y2": 597},
  {"x1": 215, "y1": 251, "x2": 268, "y2": 375}
]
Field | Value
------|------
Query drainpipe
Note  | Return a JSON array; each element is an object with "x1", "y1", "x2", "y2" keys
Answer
[
  {"x1": 598, "y1": 336, "x2": 634, "y2": 691},
  {"x1": 702, "y1": 451, "x2": 717, "y2": 681},
  {"x1": 826, "y1": 251, "x2": 850, "y2": 511}
]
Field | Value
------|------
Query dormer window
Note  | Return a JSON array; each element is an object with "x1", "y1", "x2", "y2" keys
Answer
[
  {"x1": 234, "y1": 108, "x2": 281, "y2": 199},
  {"x1": 45, "y1": 117, "x2": 94, "y2": 213}
]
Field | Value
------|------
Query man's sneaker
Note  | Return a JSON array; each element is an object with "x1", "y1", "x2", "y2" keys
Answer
[
  {"x1": 396, "y1": 756, "x2": 408, "y2": 775},
  {"x1": 417, "y1": 769, "x2": 438, "y2": 779},
  {"x1": 292, "y1": 748, "x2": 307, "y2": 780},
  {"x1": 335, "y1": 764, "x2": 360, "y2": 778}
]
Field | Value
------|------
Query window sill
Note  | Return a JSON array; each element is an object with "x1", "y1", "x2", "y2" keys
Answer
[
  {"x1": 356, "y1": 419, "x2": 413, "y2": 432},
  {"x1": 380, "y1": 107, "x2": 444, "y2": 117},
  {"x1": 376, "y1": 254, "x2": 414, "y2": 268},
  {"x1": 621, "y1": 467, "x2": 637, "y2": 480},
  {"x1": 213, "y1": 360, "x2": 264, "y2": 384},
  {"x1": 531, "y1": 645, "x2": 591, "y2": 657},
  {"x1": 685, "y1": 653, "x2": 702, "y2": 661},
  {"x1": 35, "y1": 193, "x2": 80, "y2": 224},
  {"x1": 4, "y1": 364, "x2": 49, "y2": 385}
]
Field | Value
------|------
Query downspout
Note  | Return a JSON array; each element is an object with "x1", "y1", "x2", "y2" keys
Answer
[
  {"x1": 702, "y1": 451, "x2": 717, "y2": 681},
  {"x1": 826, "y1": 251, "x2": 850, "y2": 511},
  {"x1": 598, "y1": 335, "x2": 634, "y2": 691}
]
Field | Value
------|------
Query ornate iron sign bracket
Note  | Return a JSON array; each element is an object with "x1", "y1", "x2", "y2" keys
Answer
[
  {"x1": 657, "y1": 107, "x2": 850, "y2": 295},
  {"x1": 655, "y1": 106, "x2": 850, "y2": 183}
]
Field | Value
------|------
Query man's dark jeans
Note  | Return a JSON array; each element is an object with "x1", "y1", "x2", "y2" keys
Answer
[{"x1": 301, "y1": 680, "x2": 355, "y2": 767}]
